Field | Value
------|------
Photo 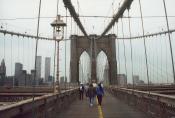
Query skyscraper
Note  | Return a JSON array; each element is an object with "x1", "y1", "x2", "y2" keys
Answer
[
  {"x1": 15, "y1": 62, "x2": 23, "y2": 86},
  {"x1": 0, "y1": 59, "x2": 6, "y2": 86},
  {"x1": 0, "y1": 59, "x2": 6, "y2": 77},
  {"x1": 36, "y1": 56, "x2": 42, "y2": 85},
  {"x1": 45, "y1": 57, "x2": 51, "y2": 82}
]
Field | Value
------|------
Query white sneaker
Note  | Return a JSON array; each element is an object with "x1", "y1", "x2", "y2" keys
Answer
[{"x1": 90, "y1": 103, "x2": 93, "y2": 107}]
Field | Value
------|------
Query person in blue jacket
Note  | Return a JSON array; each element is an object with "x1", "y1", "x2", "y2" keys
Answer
[{"x1": 96, "y1": 83, "x2": 104, "y2": 106}]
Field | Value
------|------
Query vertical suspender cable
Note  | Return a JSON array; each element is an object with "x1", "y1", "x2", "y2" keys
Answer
[
  {"x1": 64, "y1": 8, "x2": 68, "y2": 90},
  {"x1": 128, "y1": 10, "x2": 134, "y2": 90},
  {"x1": 153, "y1": 39, "x2": 155, "y2": 83},
  {"x1": 121, "y1": 18, "x2": 128, "y2": 83},
  {"x1": 17, "y1": 37, "x2": 19, "y2": 61},
  {"x1": 165, "y1": 35, "x2": 169, "y2": 83},
  {"x1": 32, "y1": 0, "x2": 42, "y2": 117},
  {"x1": 162, "y1": 0, "x2": 175, "y2": 83},
  {"x1": 160, "y1": 36, "x2": 163, "y2": 83},
  {"x1": 27, "y1": 38, "x2": 30, "y2": 75},
  {"x1": 138, "y1": 0, "x2": 150, "y2": 92},
  {"x1": 70, "y1": 15, "x2": 73, "y2": 88},
  {"x1": 116, "y1": 23, "x2": 120, "y2": 74},
  {"x1": 22, "y1": 38, "x2": 24, "y2": 65},
  {"x1": 156, "y1": 39, "x2": 159, "y2": 83},
  {"x1": 11, "y1": 36, "x2": 14, "y2": 87},
  {"x1": 3, "y1": 34, "x2": 5, "y2": 60}
]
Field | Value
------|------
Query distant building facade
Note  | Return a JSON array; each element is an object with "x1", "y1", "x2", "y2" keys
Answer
[
  {"x1": 0, "y1": 59, "x2": 6, "y2": 86},
  {"x1": 133, "y1": 75, "x2": 145, "y2": 85},
  {"x1": 117, "y1": 74, "x2": 127, "y2": 87},
  {"x1": 36, "y1": 56, "x2": 42, "y2": 85},
  {"x1": 18, "y1": 70, "x2": 27, "y2": 86},
  {"x1": 14, "y1": 62, "x2": 23, "y2": 86},
  {"x1": 3, "y1": 76, "x2": 13, "y2": 86},
  {"x1": 45, "y1": 57, "x2": 51, "y2": 82}
]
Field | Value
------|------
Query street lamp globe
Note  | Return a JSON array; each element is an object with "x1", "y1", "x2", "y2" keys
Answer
[{"x1": 51, "y1": 15, "x2": 66, "y2": 40}]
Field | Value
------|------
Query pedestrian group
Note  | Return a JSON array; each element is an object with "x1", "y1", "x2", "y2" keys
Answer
[{"x1": 79, "y1": 82, "x2": 104, "y2": 107}]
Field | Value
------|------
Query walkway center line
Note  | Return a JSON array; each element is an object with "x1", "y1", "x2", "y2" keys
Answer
[{"x1": 96, "y1": 97, "x2": 104, "y2": 118}]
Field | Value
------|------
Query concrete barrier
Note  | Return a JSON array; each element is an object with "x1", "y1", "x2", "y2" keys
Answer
[
  {"x1": 0, "y1": 86, "x2": 53, "y2": 93},
  {"x1": 0, "y1": 88, "x2": 79, "y2": 118},
  {"x1": 107, "y1": 86, "x2": 175, "y2": 118}
]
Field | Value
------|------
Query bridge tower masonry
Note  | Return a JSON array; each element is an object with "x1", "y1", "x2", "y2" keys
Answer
[{"x1": 70, "y1": 34, "x2": 117, "y2": 85}]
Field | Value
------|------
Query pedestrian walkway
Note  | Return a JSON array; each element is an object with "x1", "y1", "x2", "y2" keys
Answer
[{"x1": 57, "y1": 91, "x2": 148, "y2": 118}]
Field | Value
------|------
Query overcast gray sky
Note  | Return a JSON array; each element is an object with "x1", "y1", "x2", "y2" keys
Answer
[{"x1": 0, "y1": 0, "x2": 175, "y2": 84}]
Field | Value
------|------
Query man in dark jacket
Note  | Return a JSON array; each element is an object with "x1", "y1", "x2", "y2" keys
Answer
[
  {"x1": 79, "y1": 84, "x2": 84, "y2": 100},
  {"x1": 87, "y1": 83, "x2": 96, "y2": 106}
]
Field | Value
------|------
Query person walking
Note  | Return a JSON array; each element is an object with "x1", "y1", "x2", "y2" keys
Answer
[
  {"x1": 87, "y1": 83, "x2": 96, "y2": 106},
  {"x1": 96, "y1": 83, "x2": 104, "y2": 106},
  {"x1": 79, "y1": 84, "x2": 84, "y2": 100}
]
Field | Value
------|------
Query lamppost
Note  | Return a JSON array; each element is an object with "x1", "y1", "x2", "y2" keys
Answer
[{"x1": 51, "y1": 15, "x2": 66, "y2": 92}]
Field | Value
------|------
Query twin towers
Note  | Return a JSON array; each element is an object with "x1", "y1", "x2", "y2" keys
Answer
[{"x1": 70, "y1": 34, "x2": 117, "y2": 85}]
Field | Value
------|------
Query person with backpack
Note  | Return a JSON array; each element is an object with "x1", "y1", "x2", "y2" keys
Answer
[
  {"x1": 79, "y1": 84, "x2": 84, "y2": 100},
  {"x1": 96, "y1": 83, "x2": 104, "y2": 106}
]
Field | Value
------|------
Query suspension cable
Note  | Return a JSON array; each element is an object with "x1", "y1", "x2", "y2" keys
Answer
[
  {"x1": 165, "y1": 35, "x2": 169, "y2": 83},
  {"x1": 121, "y1": 18, "x2": 128, "y2": 82},
  {"x1": 160, "y1": 36, "x2": 163, "y2": 83},
  {"x1": 18, "y1": 37, "x2": 20, "y2": 62},
  {"x1": 138, "y1": 0, "x2": 150, "y2": 93},
  {"x1": 162, "y1": 0, "x2": 175, "y2": 84},
  {"x1": 10, "y1": 35, "x2": 14, "y2": 87},
  {"x1": 128, "y1": 10, "x2": 134, "y2": 90},
  {"x1": 152, "y1": 38, "x2": 155, "y2": 83},
  {"x1": 156, "y1": 37, "x2": 159, "y2": 83},
  {"x1": 3, "y1": 34, "x2": 5, "y2": 60},
  {"x1": 116, "y1": 23, "x2": 120, "y2": 75},
  {"x1": 22, "y1": 37, "x2": 25, "y2": 67},
  {"x1": 27, "y1": 38, "x2": 30, "y2": 82},
  {"x1": 64, "y1": 8, "x2": 68, "y2": 90},
  {"x1": 32, "y1": 0, "x2": 42, "y2": 117}
]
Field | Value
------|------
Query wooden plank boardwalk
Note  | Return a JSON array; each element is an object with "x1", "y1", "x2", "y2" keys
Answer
[{"x1": 57, "y1": 91, "x2": 148, "y2": 118}]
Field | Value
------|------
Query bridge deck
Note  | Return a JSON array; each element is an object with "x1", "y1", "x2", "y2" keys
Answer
[{"x1": 57, "y1": 91, "x2": 148, "y2": 118}]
